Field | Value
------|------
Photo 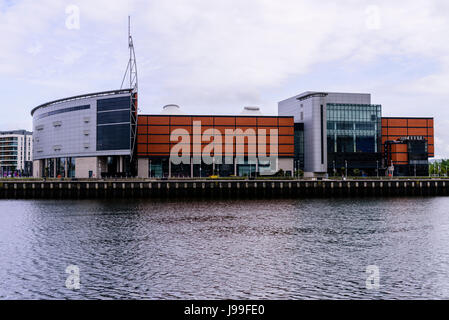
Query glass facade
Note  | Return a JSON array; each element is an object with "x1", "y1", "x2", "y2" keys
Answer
[
  {"x1": 0, "y1": 137, "x2": 18, "y2": 174},
  {"x1": 327, "y1": 103, "x2": 382, "y2": 175},
  {"x1": 97, "y1": 97, "x2": 131, "y2": 151},
  {"x1": 327, "y1": 103, "x2": 381, "y2": 153},
  {"x1": 294, "y1": 123, "x2": 304, "y2": 171},
  {"x1": 36, "y1": 105, "x2": 90, "y2": 120}
]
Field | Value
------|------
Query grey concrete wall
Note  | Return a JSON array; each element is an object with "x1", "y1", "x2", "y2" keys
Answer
[
  {"x1": 75, "y1": 157, "x2": 98, "y2": 178},
  {"x1": 138, "y1": 158, "x2": 149, "y2": 178},
  {"x1": 278, "y1": 158, "x2": 294, "y2": 176},
  {"x1": 32, "y1": 160, "x2": 42, "y2": 178},
  {"x1": 279, "y1": 93, "x2": 327, "y2": 174}
]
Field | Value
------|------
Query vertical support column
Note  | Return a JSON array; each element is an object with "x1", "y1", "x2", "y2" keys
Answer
[
  {"x1": 53, "y1": 158, "x2": 57, "y2": 178},
  {"x1": 234, "y1": 158, "x2": 237, "y2": 176},
  {"x1": 64, "y1": 158, "x2": 68, "y2": 178},
  {"x1": 43, "y1": 159, "x2": 47, "y2": 177},
  {"x1": 191, "y1": 159, "x2": 194, "y2": 178},
  {"x1": 119, "y1": 156, "x2": 124, "y2": 173},
  {"x1": 169, "y1": 160, "x2": 172, "y2": 179}
]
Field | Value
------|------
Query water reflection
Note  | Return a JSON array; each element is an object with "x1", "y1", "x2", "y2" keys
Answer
[{"x1": 0, "y1": 197, "x2": 448, "y2": 299}]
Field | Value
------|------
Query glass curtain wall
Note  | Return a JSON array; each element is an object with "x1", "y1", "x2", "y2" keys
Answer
[
  {"x1": 294, "y1": 123, "x2": 305, "y2": 171},
  {"x1": 327, "y1": 103, "x2": 382, "y2": 175},
  {"x1": 327, "y1": 104, "x2": 381, "y2": 153}
]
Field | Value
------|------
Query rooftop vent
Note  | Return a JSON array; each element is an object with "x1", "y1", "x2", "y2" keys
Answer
[
  {"x1": 161, "y1": 104, "x2": 185, "y2": 115},
  {"x1": 241, "y1": 106, "x2": 262, "y2": 116}
]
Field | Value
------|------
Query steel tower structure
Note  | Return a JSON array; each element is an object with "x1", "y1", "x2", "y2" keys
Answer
[{"x1": 121, "y1": 16, "x2": 138, "y2": 165}]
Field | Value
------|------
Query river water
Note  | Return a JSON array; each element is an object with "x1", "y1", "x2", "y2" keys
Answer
[{"x1": 1, "y1": 197, "x2": 449, "y2": 299}]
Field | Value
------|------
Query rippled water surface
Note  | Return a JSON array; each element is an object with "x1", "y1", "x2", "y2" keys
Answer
[{"x1": 1, "y1": 197, "x2": 449, "y2": 299}]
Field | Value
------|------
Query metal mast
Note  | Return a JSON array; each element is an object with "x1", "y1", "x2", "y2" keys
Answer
[
  {"x1": 121, "y1": 16, "x2": 138, "y2": 166},
  {"x1": 121, "y1": 16, "x2": 138, "y2": 92}
]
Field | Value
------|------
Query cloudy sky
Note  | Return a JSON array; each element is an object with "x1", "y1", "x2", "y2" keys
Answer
[{"x1": 1, "y1": 0, "x2": 449, "y2": 157}]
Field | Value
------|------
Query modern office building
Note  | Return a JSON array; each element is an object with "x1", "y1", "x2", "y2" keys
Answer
[
  {"x1": 0, "y1": 130, "x2": 33, "y2": 177},
  {"x1": 279, "y1": 92, "x2": 383, "y2": 177},
  {"x1": 136, "y1": 105, "x2": 294, "y2": 178},
  {"x1": 382, "y1": 117, "x2": 434, "y2": 176},
  {"x1": 31, "y1": 89, "x2": 138, "y2": 178},
  {"x1": 279, "y1": 91, "x2": 434, "y2": 177}
]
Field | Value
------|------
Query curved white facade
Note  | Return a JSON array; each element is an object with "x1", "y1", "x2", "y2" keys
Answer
[{"x1": 31, "y1": 89, "x2": 136, "y2": 178}]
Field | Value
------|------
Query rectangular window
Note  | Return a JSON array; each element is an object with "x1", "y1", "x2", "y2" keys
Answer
[
  {"x1": 36, "y1": 105, "x2": 90, "y2": 120},
  {"x1": 97, "y1": 124, "x2": 131, "y2": 151},
  {"x1": 97, "y1": 110, "x2": 130, "y2": 125},
  {"x1": 97, "y1": 96, "x2": 130, "y2": 112}
]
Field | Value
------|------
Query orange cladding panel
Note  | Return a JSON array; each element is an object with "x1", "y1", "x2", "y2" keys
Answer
[
  {"x1": 258, "y1": 118, "x2": 278, "y2": 126},
  {"x1": 170, "y1": 116, "x2": 192, "y2": 125},
  {"x1": 408, "y1": 119, "x2": 428, "y2": 127},
  {"x1": 214, "y1": 117, "x2": 235, "y2": 126},
  {"x1": 236, "y1": 117, "x2": 257, "y2": 126},
  {"x1": 392, "y1": 144, "x2": 408, "y2": 153},
  {"x1": 408, "y1": 128, "x2": 428, "y2": 136},
  {"x1": 148, "y1": 135, "x2": 170, "y2": 144},
  {"x1": 279, "y1": 127, "x2": 294, "y2": 135},
  {"x1": 137, "y1": 135, "x2": 147, "y2": 144},
  {"x1": 170, "y1": 126, "x2": 192, "y2": 134},
  {"x1": 137, "y1": 116, "x2": 148, "y2": 125},
  {"x1": 148, "y1": 144, "x2": 170, "y2": 154},
  {"x1": 392, "y1": 153, "x2": 408, "y2": 162},
  {"x1": 279, "y1": 145, "x2": 294, "y2": 154},
  {"x1": 148, "y1": 126, "x2": 170, "y2": 134},
  {"x1": 387, "y1": 128, "x2": 408, "y2": 136},
  {"x1": 279, "y1": 136, "x2": 294, "y2": 144},
  {"x1": 137, "y1": 125, "x2": 148, "y2": 135},
  {"x1": 137, "y1": 144, "x2": 147, "y2": 154},
  {"x1": 279, "y1": 118, "x2": 294, "y2": 126},
  {"x1": 148, "y1": 116, "x2": 170, "y2": 125},
  {"x1": 387, "y1": 118, "x2": 408, "y2": 127},
  {"x1": 192, "y1": 117, "x2": 214, "y2": 125}
]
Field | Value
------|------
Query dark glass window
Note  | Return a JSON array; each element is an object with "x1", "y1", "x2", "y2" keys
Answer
[
  {"x1": 355, "y1": 122, "x2": 375, "y2": 130},
  {"x1": 36, "y1": 105, "x2": 90, "y2": 120},
  {"x1": 294, "y1": 123, "x2": 304, "y2": 170},
  {"x1": 97, "y1": 124, "x2": 130, "y2": 150},
  {"x1": 97, "y1": 110, "x2": 130, "y2": 125},
  {"x1": 337, "y1": 136, "x2": 354, "y2": 153},
  {"x1": 336, "y1": 122, "x2": 354, "y2": 130},
  {"x1": 327, "y1": 136, "x2": 335, "y2": 153},
  {"x1": 356, "y1": 137, "x2": 375, "y2": 152},
  {"x1": 97, "y1": 96, "x2": 130, "y2": 112}
]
